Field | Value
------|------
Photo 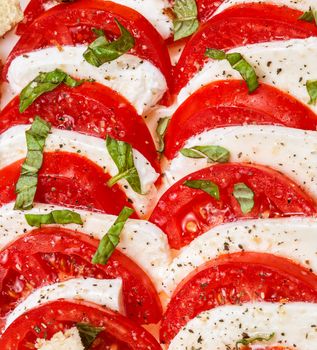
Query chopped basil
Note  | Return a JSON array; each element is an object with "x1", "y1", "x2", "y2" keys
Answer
[
  {"x1": 92, "y1": 206, "x2": 134, "y2": 265},
  {"x1": 76, "y1": 323, "x2": 104, "y2": 349},
  {"x1": 19, "y1": 69, "x2": 84, "y2": 113},
  {"x1": 233, "y1": 183, "x2": 254, "y2": 214},
  {"x1": 306, "y1": 80, "x2": 317, "y2": 105},
  {"x1": 14, "y1": 117, "x2": 51, "y2": 210},
  {"x1": 156, "y1": 117, "x2": 170, "y2": 153},
  {"x1": 184, "y1": 180, "x2": 219, "y2": 200},
  {"x1": 180, "y1": 145, "x2": 230, "y2": 163},
  {"x1": 25, "y1": 210, "x2": 83, "y2": 227},
  {"x1": 299, "y1": 9, "x2": 317, "y2": 25},
  {"x1": 205, "y1": 48, "x2": 259, "y2": 93},
  {"x1": 84, "y1": 20, "x2": 135, "y2": 67},
  {"x1": 173, "y1": 0, "x2": 199, "y2": 41},
  {"x1": 235, "y1": 333, "x2": 275, "y2": 349},
  {"x1": 106, "y1": 135, "x2": 142, "y2": 194}
]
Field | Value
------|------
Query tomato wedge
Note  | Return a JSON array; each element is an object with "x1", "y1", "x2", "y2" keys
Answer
[
  {"x1": 4, "y1": 0, "x2": 172, "y2": 88},
  {"x1": 150, "y1": 163, "x2": 317, "y2": 249},
  {"x1": 0, "y1": 152, "x2": 136, "y2": 216},
  {"x1": 160, "y1": 252, "x2": 317, "y2": 344},
  {"x1": 174, "y1": 4, "x2": 317, "y2": 93},
  {"x1": 165, "y1": 80, "x2": 317, "y2": 159},
  {"x1": 0, "y1": 227, "x2": 162, "y2": 326},
  {"x1": 0, "y1": 300, "x2": 161, "y2": 349},
  {"x1": 0, "y1": 82, "x2": 160, "y2": 172}
]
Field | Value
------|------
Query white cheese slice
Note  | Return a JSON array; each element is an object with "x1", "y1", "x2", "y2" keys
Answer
[
  {"x1": 6, "y1": 45, "x2": 167, "y2": 115},
  {"x1": 5, "y1": 278, "x2": 123, "y2": 330},
  {"x1": 0, "y1": 202, "x2": 171, "y2": 292},
  {"x1": 169, "y1": 302, "x2": 317, "y2": 349},
  {"x1": 163, "y1": 217, "x2": 317, "y2": 295},
  {"x1": 0, "y1": 125, "x2": 159, "y2": 218},
  {"x1": 36, "y1": 327, "x2": 84, "y2": 350}
]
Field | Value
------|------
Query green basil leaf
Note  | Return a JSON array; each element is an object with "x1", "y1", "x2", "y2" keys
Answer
[
  {"x1": 235, "y1": 333, "x2": 275, "y2": 349},
  {"x1": 173, "y1": 0, "x2": 199, "y2": 41},
  {"x1": 180, "y1": 145, "x2": 230, "y2": 163},
  {"x1": 306, "y1": 80, "x2": 317, "y2": 105},
  {"x1": 106, "y1": 135, "x2": 142, "y2": 194},
  {"x1": 92, "y1": 206, "x2": 134, "y2": 265},
  {"x1": 233, "y1": 183, "x2": 254, "y2": 214},
  {"x1": 92, "y1": 28, "x2": 106, "y2": 37},
  {"x1": 156, "y1": 117, "x2": 170, "y2": 153},
  {"x1": 76, "y1": 323, "x2": 104, "y2": 349},
  {"x1": 25, "y1": 210, "x2": 83, "y2": 228},
  {"x1": 14, "y1": 117, "x2": 51, "y2": 210},
  {"x1": 84, "y1": 19, "x2": 135, "y2": 67},
  {"x1": 205, "y1": 49, "x2": 259, "y2": 93},
  {"x1": 19, "y1": 69, "x2": 84, "y2": 113},
  {"x1": 184, "y1": 180, "x2": 219, "y2": 200},
  {"x1": 299, "y1": 9, "x2": 317, "y2": 25}
]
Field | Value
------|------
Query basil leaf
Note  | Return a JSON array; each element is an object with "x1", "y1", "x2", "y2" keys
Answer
[
  {"x1": 184, "y1": 180, "x2": 219, "y2": 200},
  {"x1": 233, "y1": 183, "x2": 254, "y2": 214},
  {"x1": 14, "y1": 117, "x2": 51, "y2": 210},
  {"x1": 156, "y1": 117, "x2": 170, "y2": 153},
  {"x1": 299, "y1": 9, "x2": 317, "y2": 25},
  {"x1": 106, "y1": 136, "x2": 142, "y2": 194},
  {"x1": 173, "y1": 0, "x2": 199, "y2": 41},
  {"x1": 180, "y1": 145, "x2": 230, "y2": 163},
  {"x1": 92, "y1": 206, "x2": 134, "y2": 265},
  {"x1": 235, "y1": 333, "x2": 275, "y2": 349},
  {"x1": 306, "y1": 80, "x2": 317, "y2": 105},
  {"x1": 205, "y1": 48, "x2": 259, "y2": 93},
  {"x1": 84, "y1": 19, "x2": 135, "y2": 67},
  {"x1": 19, "y1": 69, "x2": 84, "y2": 113},
  {"x1": 76, "y1": 323, "x2": 104, "y2": 349},
  {"x1": 92, "y1": 28, "x2": 106, "y2": 37},
  {"x1": 25, "y1": 210, "x2": 83, "y2": 228}
]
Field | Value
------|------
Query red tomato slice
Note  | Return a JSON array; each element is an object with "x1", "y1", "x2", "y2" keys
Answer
[
  {"x1": 160, "y1": 252, "x2": 317, "y2": 344},
  {"x1": 3, "y1": 0, "x2": 172, "y2": 90},
  {"x1": 174, "y1": 4, "x2": 317, "y2": 93},
  {"x1": 0, "y1": 152, "x2": 136, "y2": 216},
  {"x1": 0, "y1": 82, "x2": 160, "y2": 172},
  {"x1": 0, "y1": 300, "x2": 161, "y2": 349},
  {"x1": 150, "y1": 163, "x2": 317, "y2": 249},
  {"x1": 0, "y1": 227, "x2": 162, "y2": 326},
  {"x1": 165, "y1": 80, "x2": 317, "y2": 159}
]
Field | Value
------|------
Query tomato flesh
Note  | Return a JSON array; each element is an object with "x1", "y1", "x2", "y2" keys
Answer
[
  {"x1": 165, "y1": 80, "x2": 317, "y2": 159},
  {"x1": 0, "y1": 300, "x2": 161, "y2": 349},
  {"x1": 174, "y1": 4, "x2": 317, "y2": 93},
  {"x1": 150, "y1": 163, "x2": 317, "y2": 249},
  {"x1": 0, "y1": 227, "x2": 162, "y2": 327},
  {"x1": 160, "y1": 252, "x2": 317, "y2": 344}
]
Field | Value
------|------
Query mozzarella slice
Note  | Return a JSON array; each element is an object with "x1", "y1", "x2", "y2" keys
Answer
[
  {"x1": 5, "y1": 278, "x2": 123, "y2": 330},
  {"x1": 0, "y1": 125, "x2": 159, "y2": 217},
  {"x1": 36, "y1": 327, "x2": 84, "y2": 350},
  {"x1": 169, "y1": 302, "x2": 317, "y2": 349},
  {"x1": 7, "y1": 46, "x2": 167, "y2": 115},
  {"x1": 163, "y1": 125, "x2": 317, "y2": 201},
  {"x1": 163, "y1": 217, "x2": 317, "y2": 295},
  {"x1": 178, "y1": 37, "x2": 317, "y2": 113},
  {"x1": 0, "y1": 202, "x2": 171, "y2": 292}
]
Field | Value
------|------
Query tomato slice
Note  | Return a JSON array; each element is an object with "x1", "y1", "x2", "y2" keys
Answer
[
  {"x1": 165, "y1": 80, "x2": 317, "y2": 159},
  {"x1": 0, "y1": 227, "x2": 162, "y2": 327},
  {"x1": 4, "y1": 0, "x2": 172, "y2": 89},
  {"x1": 0, "y1": 299, "x2": 161, "y2": 349},
  {"x1": 174, "y1": 4, "x2": 317, "y2": 93},
  {"x1": 0, "y1": 82, "x2": 160, "y2": 172},
  {"x1": 160, "y1": 252, "x2": 317, "y2": 344},
  {"x1": 150, "y1": 163, "x2": 317, "y2": 249},
  {"x1": 0, "y1": 152, "x2": 136, "y2": 216}
]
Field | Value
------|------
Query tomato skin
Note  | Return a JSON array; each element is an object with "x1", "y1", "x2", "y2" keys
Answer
[
  {"x1": 174, "y1": 4, "x2": 317, "y2": 93},
  {"x1": 0, "y1": 82, "x2": 160, "y2": 172},
  {"x1": 160, "y1": 252, "x2": 317, "y2": 344},
  {"x1": 0, "y1": 152, "x2": 136, "y2": 216},
  {"x1": 0, "y1": 300, "x2": 161, "y2": 349},
  {"x1": 150, "y1": 163, "x2": 317, "y2": 249},
  {"x1": 0, "y1": 227, "x2": 162, "y2": 326},
  {"x1": 165, "y1": 80, "x2": 317, "y2": 159}
]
